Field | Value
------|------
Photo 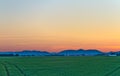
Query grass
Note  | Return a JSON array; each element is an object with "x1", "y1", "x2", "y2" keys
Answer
[{"x1": 0, "y1": 56, "x2": 120, "y2": 76}]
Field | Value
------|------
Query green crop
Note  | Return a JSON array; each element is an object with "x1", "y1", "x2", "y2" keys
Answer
[{"x1": 0, "y1": 56, "x2": 119, "y2": 76}]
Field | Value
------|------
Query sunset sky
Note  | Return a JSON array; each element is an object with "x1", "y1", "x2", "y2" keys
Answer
[{"x1": 0, "y1": 0, "x2": 120, "y2": 52}]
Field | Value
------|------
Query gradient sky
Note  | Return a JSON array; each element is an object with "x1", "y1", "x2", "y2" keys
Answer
[{"x1": 0, "y1": 0, "x2": 120, "y2": 52}]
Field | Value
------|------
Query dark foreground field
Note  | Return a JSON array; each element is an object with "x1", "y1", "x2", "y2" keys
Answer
[{"x1": 0, "y1": 56, "x2": 120, "y2": 76}]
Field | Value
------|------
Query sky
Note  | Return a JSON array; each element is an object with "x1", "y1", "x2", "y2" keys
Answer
[{"x1": 0, "y1": 0, "x2": 120, "y2": 52}]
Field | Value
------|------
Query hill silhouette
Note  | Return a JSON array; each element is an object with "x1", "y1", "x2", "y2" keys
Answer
[{"x1": 0, "y1": 49, "x2": 119, "y2": 56}]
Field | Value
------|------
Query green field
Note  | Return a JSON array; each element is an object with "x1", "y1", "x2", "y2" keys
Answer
[{"x1": 0, "y1": 56, "x2": 120, "y2": 76}]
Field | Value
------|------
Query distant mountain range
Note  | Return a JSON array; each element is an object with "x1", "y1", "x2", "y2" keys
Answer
[{"x1": 0, "y1": 49, "x2": 119, "y2": 56}]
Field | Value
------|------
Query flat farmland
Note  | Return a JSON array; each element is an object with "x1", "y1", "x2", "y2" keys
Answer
[{"x1": 0, "y1": 56, "x2": 120, "y2": 76}]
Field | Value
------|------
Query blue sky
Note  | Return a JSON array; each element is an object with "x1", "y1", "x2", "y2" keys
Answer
[{"x1": 0, "y1": 0, "x2": 120, "y2": 51}]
